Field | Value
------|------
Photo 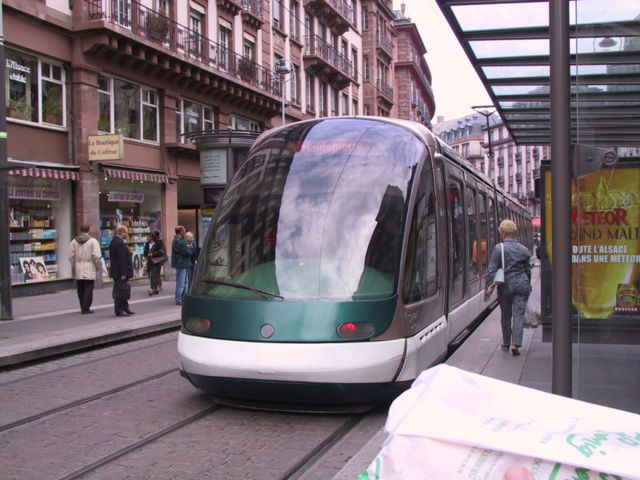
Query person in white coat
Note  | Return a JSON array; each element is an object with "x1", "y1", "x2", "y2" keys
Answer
[{"x1": 69, "y1": 224, "x2": 103, "y2": 314}]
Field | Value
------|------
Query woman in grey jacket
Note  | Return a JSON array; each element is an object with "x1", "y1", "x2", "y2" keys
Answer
[{"x1": 485, "y1": 220, "x2": 532, "y2": 356}]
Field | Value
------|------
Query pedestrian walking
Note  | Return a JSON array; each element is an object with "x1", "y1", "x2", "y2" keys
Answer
[
  {"x1": 183, "y1": 231, "x2": 198, "y2": 288},
  {"x1": 171, "y1": 225, "x2": 191, "y2": 305},
  {"x1": 144, "y1": 230, "x2": 166, "y2": 296},
  {"x1": 484, "y1": 219, "x2": 532, "y2": 356},
  {"x1": 69, "y1": 224, "x2": 103, "y2": 314},
  {"x1": 109, "y1": 225, "x2": 135, "y2": 316}
]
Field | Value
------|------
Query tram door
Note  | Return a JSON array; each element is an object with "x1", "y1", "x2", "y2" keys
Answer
[{"x1": 436, "y1": 156, "x2": 469, "y2": 339}]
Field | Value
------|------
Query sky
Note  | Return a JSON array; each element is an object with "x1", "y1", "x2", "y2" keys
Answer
[{"x1": 396, "y1": 0, "x2": 493, "y2": 122}]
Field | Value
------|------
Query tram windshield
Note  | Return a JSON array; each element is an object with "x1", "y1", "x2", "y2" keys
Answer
[{"x1": 192, "y1": 119, "x2": 425, "y2": 301}]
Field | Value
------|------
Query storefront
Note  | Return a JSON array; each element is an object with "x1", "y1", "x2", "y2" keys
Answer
[
  {"x1": 8, "y1": 166, "x2": 76, "y2": 286},
  {"x1": 99, "y1": 167, "x2": 166, "y2": 281}
]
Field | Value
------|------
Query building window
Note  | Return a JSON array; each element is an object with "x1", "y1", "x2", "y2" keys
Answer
[
  {"x1": 331, "y1": 88, "x2": 338, "y2": 116},
  {"x1": 351, "y1": 0, "x2": 357, "y2": 27},
  {"x1": 351, "y1": 47, "x2": 358, "y2": 80},
  {"x1": 273, "y1": 0, "x2": 282, "y2": 28},
  {"x1": 305, "y1": 73, "x2": 315, "y2": 112},
  {"x1": 243, "y1": 37, "x2": 255, "y2": 61},
  {"x1": 229, "y1": 115, "x2": 260, "y2": 131},
  {"x1": 319, "y1": 81, "x2": 326, "y2": 116},
  {"x1": 189, "y1": 9, "x2": 204, "y2": 58},
  {"x1": 290, "y1": 0, "x2": 299, "y2": 41},
  {"x1": 363, "y1": 55, "x2": 369, "y2": 81},
  {"x1": 5, "y1": 49, "x2": 66, "y2": 127},
  {"x1": 176, "y1": 98, "x2": 214, "y2": 142},
  {"x1": 290, "y1": 64, "x2": 300, "y2": 105},
  {"x1": 342, "y1": 93, "x2": 349, "y2": 116},
  {"x1": 158, "y1": 0, "x2": 171, "y2": 15},
  {"x1": 97, "y1": 75, "x2": 158, "y2": 142},
  {"x1": 114, "y1": 0, "x2": 132, "y2": 28},
  {"x1": 304, "y1": 11, "x2": 313, "y2": 36},
  {"x1": 362, "y1": 6, "x2": 368, "y2": 30},
  {"x1": 219, "y1": 24, "x2": 231, "y2": 71}
]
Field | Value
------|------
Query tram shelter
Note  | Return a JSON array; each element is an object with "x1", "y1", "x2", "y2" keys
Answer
[{"x1": 435, "y1": 0, "x2": 640, "y2": 399}]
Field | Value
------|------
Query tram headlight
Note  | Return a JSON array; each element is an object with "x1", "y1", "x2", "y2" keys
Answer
[
  {"x1": 337, "y1": 321, "x2": 375, "y2": 339},
  {"x1": 185, "y1": 316, "x2": 211, "y2": 334}
]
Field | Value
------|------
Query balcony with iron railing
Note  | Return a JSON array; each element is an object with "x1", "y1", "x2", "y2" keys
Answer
[
  {"x1": 304, "y1": 35, "x2": 356, "y2": 89},
  {"x1": 377, "y1": 79, "x2": 393, "y2": 102},
  {"x1": 303, "y1": 0, "x2": 353, "y2": 35},
  {"x1": 241, "y1": 0, "x2": 264, "y2": 27},
  {"x1": 376, "y1": 34, "x2": 393, "y2": 59},
  {"x1": 83, "y1": 0, "x2": 280, "y2": 100},
  {"x1": 217, "y1": 0, "x2": 243, "y2": 15}
]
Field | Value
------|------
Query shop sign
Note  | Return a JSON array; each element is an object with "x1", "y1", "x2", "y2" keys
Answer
[
  {"x1": 88, "y1": 134, "x2": 123, "y2": 161},
  {"x1": 544, "y1": 166, "x2": 640, "y2": 319},
  {"x1": 8, "y1": 186, "x2": 61, "y2": 201},
  {"x1": 6, "y1": 58, "x2": 31, "y2": 84},
  {"x1": 200, "y1": 149, "x2": 228, "y2": 184},
  {"x1": 107, "y1": 191, "x2": 144, "y2": 203}
]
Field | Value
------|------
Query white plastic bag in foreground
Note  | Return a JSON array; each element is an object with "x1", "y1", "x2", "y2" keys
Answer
[{"x1": 360, "y1": 364, "x2": 640, "y2": 480}]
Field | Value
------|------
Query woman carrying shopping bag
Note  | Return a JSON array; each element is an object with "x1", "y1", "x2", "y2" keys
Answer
[{"x1": 485, "y1": 220, "x2": 532, "y2": 356}]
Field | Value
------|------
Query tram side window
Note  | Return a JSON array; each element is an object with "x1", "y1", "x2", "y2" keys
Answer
[
  {"x1": 448, "y1": 179, "x2": 465, "y2": 305},
  {"x1": 467, "y1": 187, "x2": 479, "y2": 280},
  {"x1": 478, "y1": 193, "x2": 488, "y2": 273},
  {"x1": 403, "y1": 164, "x2": 438, "y2": 303}
]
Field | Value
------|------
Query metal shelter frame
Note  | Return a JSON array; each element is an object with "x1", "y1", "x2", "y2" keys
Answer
[{"x1": 435, "y1": 0, "x2": 640, "y2": 397}]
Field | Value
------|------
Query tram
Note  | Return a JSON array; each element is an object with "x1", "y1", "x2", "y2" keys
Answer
[{"x1": 178, "y1": 117, "x2": 532, "y2": 411}]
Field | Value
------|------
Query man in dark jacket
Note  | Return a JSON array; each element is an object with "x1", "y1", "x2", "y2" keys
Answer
[
  {"x1": 109, "y1": 225, "x2": 134, "y2": 316},
  {"x1": 171, "y1": 225, "x2": 191, "y2": 305}
]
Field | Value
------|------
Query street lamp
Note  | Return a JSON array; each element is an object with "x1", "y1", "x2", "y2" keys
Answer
[
  {"x1": 275, "y1": 59, "x2": 291, "y2": 126},
  {"x1": 472, "y1": 105, "x2": 496, "y2": 163}
]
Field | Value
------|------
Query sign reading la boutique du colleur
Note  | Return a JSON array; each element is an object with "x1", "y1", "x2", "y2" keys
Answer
[{"x1": 88, "y1": 134, "x2": 123, "y2": 161}]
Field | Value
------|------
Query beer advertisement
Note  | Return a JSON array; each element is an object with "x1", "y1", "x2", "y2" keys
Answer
[{"x1": 543, "y1": 165, "x2": 639, "y2": 322}]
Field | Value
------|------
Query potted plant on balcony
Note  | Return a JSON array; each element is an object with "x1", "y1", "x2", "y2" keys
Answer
[
  {"x1": 146, "y1": 10, "x2": 170, "y2": 42},
  {"x1": 43, "y1": 96, "x2": 63, "y2": 125},
  {"x1": 238, "y1": 57, "x2": 255, "y2": 80},
  {"x1": 7, "y1": 96, "x2": 33, "y2": 121}
]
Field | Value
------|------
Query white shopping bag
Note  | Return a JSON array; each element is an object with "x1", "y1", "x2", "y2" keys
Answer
[{"x1": 360, "y1": 365, "x2": 640, "y2": 480}]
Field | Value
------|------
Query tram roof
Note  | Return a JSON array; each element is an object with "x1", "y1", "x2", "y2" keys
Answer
[{"x1": 435, "y1": 0, "x2": 640, "y2": 147}]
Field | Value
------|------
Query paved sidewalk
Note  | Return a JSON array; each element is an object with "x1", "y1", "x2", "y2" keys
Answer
[
  {"x1": 333, "y1": 265, "x2": 640, "y2": 479},
  {"x1": 0, "y1": 280, "x2": 182, "y2": 367}
]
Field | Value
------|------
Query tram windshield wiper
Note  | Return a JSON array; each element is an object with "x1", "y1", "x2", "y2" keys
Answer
[{"x1": 203, "y1": 280, "x2": 284, "y2": 300}]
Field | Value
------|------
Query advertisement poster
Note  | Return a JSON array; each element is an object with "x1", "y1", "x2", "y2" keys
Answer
[
  {"x1": 544, "y1": 166, "x2": 640, "y2": 320},
  {"x1": 199, "y1": 208, "x2": 215, "y2": 248},
  {"x1": 19, "y1": 256, "x2": 50, "y2": 282}
]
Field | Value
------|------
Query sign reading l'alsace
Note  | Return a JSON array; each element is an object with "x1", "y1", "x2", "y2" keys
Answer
[{"x1": 88, "y1": 134, "x2": 123, "y2": 161}]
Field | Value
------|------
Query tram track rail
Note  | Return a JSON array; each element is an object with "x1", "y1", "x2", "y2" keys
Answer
[
  {"x1": 0, "y1": 368, "x2": 178, "y2": 433},
  {"x1": 280, "y1": 414, "x2": 365, "y2": 480},
  {"x1": 56, "y1": 405, "x2": 221, "y2": 480}
]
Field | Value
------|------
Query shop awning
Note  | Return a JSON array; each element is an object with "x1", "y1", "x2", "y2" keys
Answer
[
  {"x1": 103, "y1": 167, "x2": 168, "y2": 184},
  {"x1": 8, "y1": 166, "x2": 80, "y2": 181}
]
